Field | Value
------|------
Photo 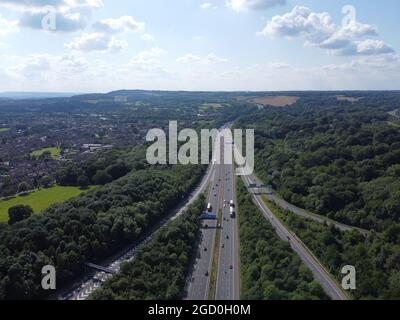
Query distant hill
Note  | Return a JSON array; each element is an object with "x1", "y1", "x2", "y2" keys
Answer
[{"x1": 0, "y1": 92, "x2": 80, "y2": 100}]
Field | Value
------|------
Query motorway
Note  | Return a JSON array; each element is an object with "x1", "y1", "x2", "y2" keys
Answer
[
  {"x1": 215, "y1": 138, "x2": 240, "y2": 300},
  {"x1": 185, "y1": 157, "x2": 222, "y2": 300},
  {"x1": 242, "y1": 174, "x2": 349, "y2": 301},
  {"x1": 186, "y1": 132, "x2": 240, "y2": 300}
]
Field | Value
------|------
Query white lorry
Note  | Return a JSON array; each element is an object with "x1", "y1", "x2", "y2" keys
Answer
[{"x1": 229, "y1": 206, "x2": 235, "y2": 217}]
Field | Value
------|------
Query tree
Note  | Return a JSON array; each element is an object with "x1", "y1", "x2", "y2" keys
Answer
[
  {"x1": 92, "y1": 170, "x2": 112, "y2": 185},
  {"x1": 40, "y1": 176, "x2": 54, "y2": 188},
  {"x1": 40, "y1": 151, "x2": 52, "y2": 161},
  {"x1": 8, "y1": 205, "x2": 33, "y2": 225},
  {"x1": 17, "y1": 182, "x2": 30, "y2": 193},
  {"x1": 56, "y1": 164, "x2": 83, "y2": 186},
  {"x1": 106, "y1": 161, "x2": 130, "y2": 180},
  {"x1": 77, "y1": 175, "x2": 90, "y2": 189}
]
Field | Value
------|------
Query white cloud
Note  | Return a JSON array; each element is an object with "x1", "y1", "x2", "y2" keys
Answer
[
  {"x1": 258, "y1": 6, "x2": 336, "y2": 39},
  {"x1": 226, "y1": 0, "x2": 285, "y2": 12},
  {"x1": 0, "y1": 13, "x2": 19, "y2": 36},
  {"x1": 193, "y1": 35, "x2": 206, "y2": 41},
  {"x1": 205, "y1": 53, "x2": 228, "y2": 63},
  {"x1": 2, "y1": 53, "x2": 89, "y2": 85},
  {"x1": 65, "y1": 32, "x2": 127, "y2": 52},
  {"x1": 200, "y1": 2, "x2": 217, "y2": 10},
  {"x1": 141, "y1": 33, "x2": 155, "y2": 41},
  {"x1": 129, "y1": 47, "x2": 167, "y2": 66},
  {"x1": 259, "y1": 6, "x2": 394, "y2": 57},
  {"x1": 332, "y1": 39, "x2": 395, "y2": 56},
  {"x1": 1, "y1": 51, "x2": 399, "y2": 92},
  {"x1": 177, "y1": 53, "x2": 201, "y2": 63},
  {"x1": 177, "y1": 53, "x2": 227, "y2": 64},
  {"x1": 93, "y1": 15, "x2": 144, "y2": 34},
  {"x1": 266, "y1": 62, "x2": 290, "y2": 68}
]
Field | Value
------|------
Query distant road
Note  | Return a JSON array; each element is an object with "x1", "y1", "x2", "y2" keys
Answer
[
  {"x1": 242, "y1": 174, "x2": 349, "y2": 301},
  {"x1": 248, "y1": 175, "x2": 368, "y2": 235}
]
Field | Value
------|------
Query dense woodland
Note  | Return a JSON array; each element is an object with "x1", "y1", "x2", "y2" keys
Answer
[
  {"x1": 267, "y1": 199, "x2": 400, "y2": 299},
  {"x1": 56, "y1": 146, "x2": 148, "y2": 187},
  {"x1": 0, "y1": 148, "x2": 205, "y2": 299},
  {"x1": 236, "y1": 92, "x2": 400, "y2": 230},
  {"x1": 90, "y1": 195, "x2": 204, "y2": 300},
  {"x1": 237, "y1": 180, "x2": 329, "y2": 300}
]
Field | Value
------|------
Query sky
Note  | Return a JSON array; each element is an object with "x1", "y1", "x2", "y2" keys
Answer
[{"x1": 0, "y1": 0, "x2": 399, "y2": 92}]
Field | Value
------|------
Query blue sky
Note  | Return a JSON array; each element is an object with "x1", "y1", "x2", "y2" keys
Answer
[{"x1": 0, "y1": 0, "x2": 399, "y2": 92}]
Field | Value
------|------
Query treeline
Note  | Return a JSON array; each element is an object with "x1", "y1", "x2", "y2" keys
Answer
[
  {"x1": 0, "y1": 163, "x2": 205, "y2": 300},
  {"x1": 267, "y1": 200, "x2": 400, "y2": 299},
  {"x1": 56, "y1": 146, "x2": 148, "y2": 187},
  {"x1": 90, "y1": 195, "x2": 204, "y2": 300},
  {"x1": 236, "y1": 92, "x2": 400, "y2": 230},
  {"x1": 237, "y1": 179, "x2": 329, "y2": 300}
]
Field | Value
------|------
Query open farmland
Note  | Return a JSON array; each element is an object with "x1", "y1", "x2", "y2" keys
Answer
[{"x1": 239, "y1": 96, "x2": 299, "y2": 107}]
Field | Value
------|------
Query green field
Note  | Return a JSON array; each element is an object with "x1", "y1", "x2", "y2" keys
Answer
[
  {"x1": 0, "y1": 128, "x2": 10, "y2": 133},
  {"x1": 31, "y1": 146, "x2": 61, "y2": 159},
  {"x1": 0, "y1": 186, "x2": 94, "y2": 222}
]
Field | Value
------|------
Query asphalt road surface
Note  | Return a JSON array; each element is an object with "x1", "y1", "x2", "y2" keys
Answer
[
  {"x1": 215, "y1": 140, "x2": 240, "y2": 300},
  {"x1": 185, "y1": 133, "x2": 231, "y2": 300},
  {"x1": 242, "y1": 174, "x2": 348, "y2": 301}
]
